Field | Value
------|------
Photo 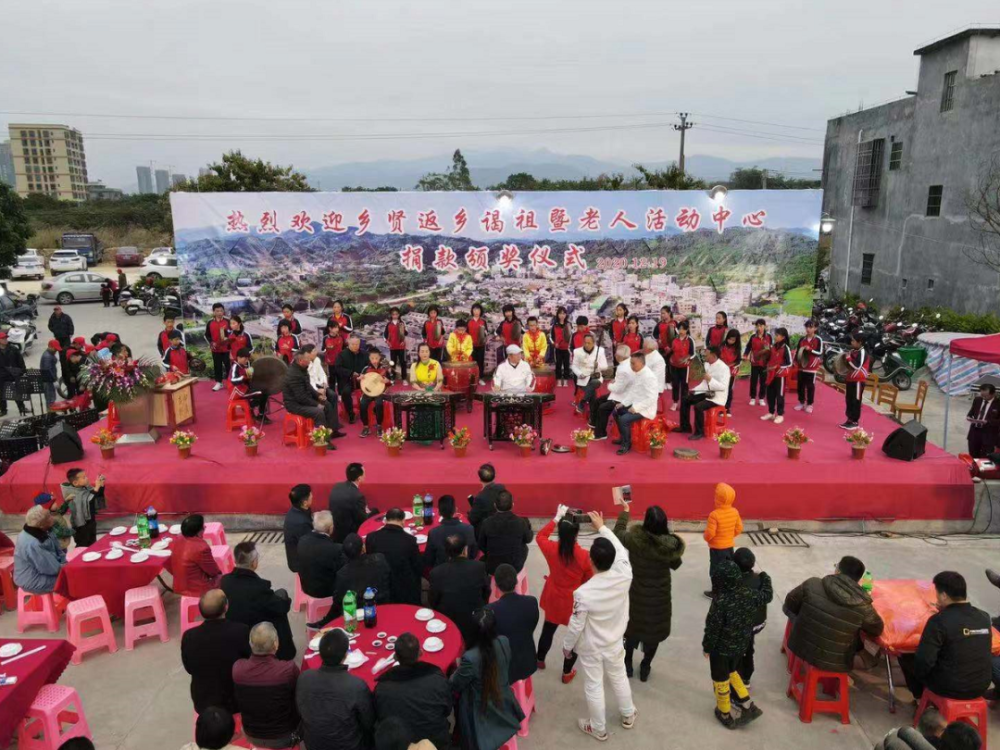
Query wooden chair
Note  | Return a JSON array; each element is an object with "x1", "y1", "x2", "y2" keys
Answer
[
  {"x1": 865, "y1": 372, "x2": 880, "y2": 402},
  {"x1": 876, "y1": 383, "x2": 899, "y2": 413},
  {"x1": 893, "y1": 381, "x2": 929, "y2": 423}
]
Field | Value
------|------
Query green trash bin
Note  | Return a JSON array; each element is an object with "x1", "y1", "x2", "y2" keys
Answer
[{"x1": 898, "y1": 346, "x2": 927, "y2": 370}]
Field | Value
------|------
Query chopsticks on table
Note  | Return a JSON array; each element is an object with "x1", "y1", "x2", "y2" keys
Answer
[{"x1": 1, "y1": 645, "x2": 46, "y2": 667}]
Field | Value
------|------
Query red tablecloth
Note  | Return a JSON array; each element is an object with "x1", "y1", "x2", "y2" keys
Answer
[
  {"x1": 54, "y1": 529, "x2": 177, "y2": 618},
  {"x1": 358, "y1": 509, "x2": 464, "y2": 553},
  {"x1": 302, "y1": 604, "x2": 462, "y2": 690},
  {"x1": 0, "y1": 638, "x2": 74, "y2": 747}
]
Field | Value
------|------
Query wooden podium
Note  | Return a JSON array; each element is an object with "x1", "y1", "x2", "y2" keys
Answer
[{"x1": 151, "y1": 377, "x2": 197, "y2": 430}]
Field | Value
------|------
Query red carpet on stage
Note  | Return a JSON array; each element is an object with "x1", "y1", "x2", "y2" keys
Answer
[{"x1": 0, "y1": 379, "x2": 973, "y2": 521}]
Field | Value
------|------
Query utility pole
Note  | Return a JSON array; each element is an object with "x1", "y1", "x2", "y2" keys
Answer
[
  {"x1": 673, "y1": 113, "x2": 694, "y2": 174},
  {"x1": 762, "y1": 169, "x2": 768, "y2": 189}
]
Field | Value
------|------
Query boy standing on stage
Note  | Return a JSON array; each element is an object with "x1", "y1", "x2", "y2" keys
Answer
[
  {"x1": 669, "y1": 321, "x2": 694, "y2": 411},
  {"x1": 743, "y1": 319, "x2": 772, "y2": 407},
  {"x1": 794, "y1": 320, "x2": 823, "y2": 414},
  {"x1": 761, "y1": 327, "x2": 793, "y2": 425},
  {"x1": 157, "y1": 317, "x2": 183, "y2": 356},
  {"x1": 322, "y1": 322, "x2": 345, "y2": 386},
  {"x1": 163, "y1": 331, "x2": 190, "y2": 374},
  {"x1": 522, "y1": 316, "x2": 548, "y2": 368},
  {"x1": 840, "y1": 332, "x2": 869, "y2": 430},
  {"x1": 205, "y1": 303, "x2": 230, "y2": 391},
  {"x1": 572, "y1": 316, "x2": 591, "y2": 350},
  {"x1": 384, "y1": 307, "x2": 408, "y2": 384}
]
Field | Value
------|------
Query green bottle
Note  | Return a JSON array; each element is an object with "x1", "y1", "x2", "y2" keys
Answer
[
  {"x1": 861, "y1": 571, "x2": 873, "y2": 594},
  {"x1": 136, "y1": 514, "x2": 151, "y2": 549},
  {"x1": 343, "y1": 590, "x2": 357, "y2": 634}
]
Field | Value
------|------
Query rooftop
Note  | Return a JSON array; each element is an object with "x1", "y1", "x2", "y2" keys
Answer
[{"x1": 913, "y1": 24, "x2": 1000, "y2": 56}]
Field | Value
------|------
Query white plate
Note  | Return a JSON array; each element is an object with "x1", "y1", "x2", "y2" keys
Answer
[
  {"x1": 346, "y1": 651, "x2": 368, "y2": 668},
  {"x1": 105, "y1": 549, "x2": 124, "y2": 561},
  {"x1": 416, "y1": 535, "x2": 428, "y2": 544},
  {"x1": 169, "y1": 524, "x2": 182, "y2": 535},
  {"x1": 0, "y1": 643, "x2": 22, "y2": 658},
  {"x1": 415, "y1": 608, "x2": 434, "y2": 621},
  {"x1": 309, "y1": 635, "x2": 323, "y2": 651},
  {"x1": 152, "y1": 540, "x2": 169, "y2": 551},
  {"x1": 130, "y1": 552, "x2": 150, "y2": 564},
  {"x1": 129, "y1": 526, "x2": 138, "y2": 534},
  {"x1": 423, "y1": 637, "x2": 444, "y2": 653},
  {"x1": 109, "y1": 526, "x2": 127, "y2": 536},
  {"x1": 82, "y1": 551, "x2": 102, "y2": 562},
  {"x1": 386, "y1": 643, "x2": 395, "y2": 651},
  {"x1": 426, "y1": 619, "x2": 446, "y2": 633},
  {"x1": 387, "y1": 636, "x2": 398, "y2": 643},
  {"x1": 404, "y1": 511, "x2": 413, "y2": 520}
]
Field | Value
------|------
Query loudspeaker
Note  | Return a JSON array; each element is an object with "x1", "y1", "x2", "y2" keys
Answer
[
  {"x1": 882, "y1": 421, "x2": 927, "y2": 461},
  {"x1": 47, "y1": 422, "x2": 83, "y2": 464}
]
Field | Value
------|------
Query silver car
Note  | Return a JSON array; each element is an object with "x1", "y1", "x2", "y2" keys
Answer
[{"x1": 40, "y1": 272, "x2": 112, "y2": 304}]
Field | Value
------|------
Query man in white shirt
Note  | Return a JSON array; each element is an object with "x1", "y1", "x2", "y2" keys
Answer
[
  {"x1": 614, "y1": 352, "x2": 660, "y2": 456},
  {"x1": 591, "y1": 345, "x2": 633, "y2": 440},
  {"x1": 641, "y1": 336, "x2": 667, "y2": 396},
  {"x1": 492, "y1": 344, "x2": 535, "y2": 394},
  {"x1": 563, "y1": 509, "x2": 636, "y2": 741},
  {"x1": 679, "y1": 346, "x2": 731, "y2": 440},
  {"x1": 571, "y1": 333, "x2": 609, "y2": 415}
]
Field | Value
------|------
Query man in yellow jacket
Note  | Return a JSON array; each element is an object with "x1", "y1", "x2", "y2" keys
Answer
[
  {"x1": 446, "y1": 319, "x2": 473, "y2": 363},
  {"x1": 522, "y1": 316, "x2": 548, "y2": 368}
]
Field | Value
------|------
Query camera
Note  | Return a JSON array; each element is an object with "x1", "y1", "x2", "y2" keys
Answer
[{"x1": 566, "y1": 509, "x2": 591, "y2": 525}]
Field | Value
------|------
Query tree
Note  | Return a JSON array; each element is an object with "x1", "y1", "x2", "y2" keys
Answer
[
  {"x1": 416, "y1": 149, "x2": 477, "y2": 191},
  {"x1": 966, "y1": 152, "x2": 1000, "y2": 274},
  {"x1": 0, "y1": 184, "x2": 31, "y2": 273},
  {"x1": 173, "y1": 150, "x2": 313, "y2": 193},
  {"x1": 634, "y1": 164, "x2": 704, "y2": 190}
]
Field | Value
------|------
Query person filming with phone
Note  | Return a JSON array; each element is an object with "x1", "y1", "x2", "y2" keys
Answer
[{"x1": 59, "y1": 468, "x2": 107, "y2": 548}]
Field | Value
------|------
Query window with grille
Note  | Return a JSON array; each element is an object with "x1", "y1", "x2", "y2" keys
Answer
[
  {"x1": 941, "y1": 71, "x2": 957, "y2": 112},
  {"x1": 889, "y1": 141, "x2": 903, "y2": 170},
  {"x1": 861, "y1": 254, "x2": 875, "y2": 285},
  {"x1": 926, "y1": 185, "x2": 943, "y2": 217},
  {"x1": 927, "y1": 279, "x2": 935, "y2": 291},
  {"x1": 853, "y1": 139, "x2": 885, "y2": 208}
]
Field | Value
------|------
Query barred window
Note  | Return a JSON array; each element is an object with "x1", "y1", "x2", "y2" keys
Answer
[{"x1": 853, "y1": 139, "x2": 885, "y2": 208}]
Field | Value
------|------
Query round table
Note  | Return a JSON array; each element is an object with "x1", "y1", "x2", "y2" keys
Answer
[
  {"x1": 302, "y1": 604, "x2": 463, "y2": 690},
  {"x1": 357, "y1": 508, "x2": 465, "y2": 553}
]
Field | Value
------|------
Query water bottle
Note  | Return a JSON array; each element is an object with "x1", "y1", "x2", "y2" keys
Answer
[
  {"x1": 146, "y1": 506, "x2": 160, "y2": 539},
  {"x1": 861, "y1": 571, "x2": 874, "y2": 594},
  {"x1": 422, "y1": 493, "x2": 434, "y2": 527},
  {"x1": 412, "y1": 493, "x2": 424, "y2": 527},
  {"x1": 342, "y1": 590, "x2": 357, "y2": 634},
  {"x1": 363, "y1": 587, "x2": 377, "y2": 629},
  {"x1": 136, "y1": 513, "x2": 151, "y2": 549}
]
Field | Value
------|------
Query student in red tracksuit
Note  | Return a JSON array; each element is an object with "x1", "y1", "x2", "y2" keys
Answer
[
  {"x1": 571, "y1": 316, "x2": 591, "y2": 350},
  {"x1": 162, "y1": 331, "x2": 190, "y2": 374},
  {"x1": 669, "y1": 321, "x2": 695, "y2": 410},
  {"x1": 720, "y1": 329, "x2": 742, "y2": 417},
  {"x1": 705, "y1": 311, "x2": 728, "y2": 350},
  {"x1": 326, "y1": 300, "x2": 353, "y2": 340},
  {"x1": 423, "y1": 305, "x2": 445, "y2": 362},
  {"x1": 468, "y1": 303, "x2": 488, "y2": 386},
  {"x1": 276, "y1": 321, "x2": 300, "y2": 364},
  {"x1": 794, "y1": 319, "x2": 824, "y2": 414},
  {"x1": 383, "y1": 307, "x2": 408, "y2": 384},
  {"x1": 742, "y1": 319, "x2": 772, "y2": 407},
  {"x1": 229, "y1": 347, "x2": 269, "y2": 422},
  {"x1": 227, "y1": 315, "x2": 254, "y2": 360},
  {"x1": 550, "y1": 307, "x2": 572, "y2": 387},
  {"x1": 652, "y1": 306, "x2": 677, "y2": 392},
  {"x1": 761, "y1": 327, "x2": 793, "y2": 423},
  {"x1": 623, "y1": 315, "x2": 643, "y2": 354},
  {"x1": 494, "y1": 304, "x2": 523, "y2": 373},
  {"x1": 358, "y1": 348, "x2": 394, "y2": 439},
  {"x1": 277, "y1": 304, "x2": 303, "y2": 336},
  {"x1": 841, "y1": 332, "x2": 869, "y2": 430},
  {"x1": 156, "y1": 316, "x2": 184, "y2": 356},
  {"x1": 205, "y1": 303, "x2": 231, "y2": 391},
  {"x1": 610, "y1": 303, "x2": 629, "y2": 348},
  {"x1": 321, "y1": 322, "x2": 345, "y2": 391}
]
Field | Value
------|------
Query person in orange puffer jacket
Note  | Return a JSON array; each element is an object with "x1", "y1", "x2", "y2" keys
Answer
[{"x1": 704, "y1": 483, "x2": 742, "y2": 598}]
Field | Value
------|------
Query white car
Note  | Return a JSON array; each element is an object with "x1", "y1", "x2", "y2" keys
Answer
[
  {"x1": 49, "y1": 250, "x2": 87, "y2": 275},
  {"x1": 10, "y1": 257, "x2": 45, "y2": 280},
  {"x1": 141, "y1": 255, "x2": 180, "y2": 281},
  {"x1": 40, "y1": 272, "x2": 113, "y2": 304},
  {"x1": 148, "y1": 247, "x2": 175, "y2": 259}
]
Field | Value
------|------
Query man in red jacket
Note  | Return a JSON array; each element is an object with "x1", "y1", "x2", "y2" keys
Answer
[
  {"x1": 205, "y1": 303, "x2": 231, "y2": 392},
  {"x1": 172, "y1": 514, "x2": 222, "y2": 596}
]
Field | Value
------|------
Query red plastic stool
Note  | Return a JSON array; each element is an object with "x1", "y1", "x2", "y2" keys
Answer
[
  {"x1": 17, "y1": 590, "x2": 59, "y2": 633},
  {"x1": 490, "y1": 569, "x2": 529, "y2": 603},
  {"x1": 17, "y1": 685, "x2": 92, "y2": 749},
  {"x1": 282, "y1": 413, "x2": 314, "y2": 448},
  {"x1": 914, "y1": 690, "x2": 988, "y2": 750},
  {"x1": 338, "y1": 390, "x2": 363, "y2": 425},
  {"x1": 501, "y1": 737, "x2": 518, "y2": 750},
  {"x1": 226, "y1": 398, "x2": 253, "y2": 431},
  {"x1": 367, "y1": 400, "x2": 394, "y2": 430},
  {"x1": 786, "y1": 655, "x2": 850, "y2": 724},
  {"x1": 703, "y1": 406, "x2": 729, "y2": 439},
  {"x1": 124, "y1": 585, "x2": 169, "y2": 650},
  {"x1": 781, "y1": 619, "x2": 794, "y2": 672},
  {"x1": 512, "y1": 676, "x2": 536, "y2": 737},
  {"x1": 632, "y1": 416, "x2": 671, "y2": 453},
  {"x1": 66, "y1": 595, "x2": 117, "y2": 664}
]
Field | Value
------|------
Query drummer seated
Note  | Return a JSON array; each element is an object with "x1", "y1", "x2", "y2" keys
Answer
[
  {"x1": 358, "y1": 347, "x2": 393, "y2": 439},
  {"x1": 492, "y1": 345, "x2": 535, "y2": 394}
]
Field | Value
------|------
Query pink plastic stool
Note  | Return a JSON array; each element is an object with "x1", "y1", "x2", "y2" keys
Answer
[
  {"x1": 65, "y1": 548, "x2": 85, "y2": 561},
  {"x1": 305, "y1": 595, "x2": 333, "y2": 627},
  {"x1": 180, "y1": 595, "x2": 203, "y2": 634},
  {"x1": 17, "y1": 685, "x2": 92, "y2": 749},
  {"x1": 203, "y1": 522, "x2": 227, "y2": 547},
  {"x1": 293, "y1": 574, "x2": 307, "y2": 612},
  {"x1": 66, "y1": 595, "x2": 117, "y2": 665},
  {"x1": 17, "y1": 589, "x2": 59, "y2": 633},
  {"x1": 490, "y1": 569, "x2": 529, "y2": 603},
  {"x1": 211, "y1": 545, "x2": 235, "y2": 574},
  {"x1": 512, "y1": 676, "x2": 536, "y2": 737},
  {"x1": 501, "y1": 737, "x2": 518, "y2": 750},
  {"x1": 124, "y1": 585, "x2": 170, "y2": 650}
]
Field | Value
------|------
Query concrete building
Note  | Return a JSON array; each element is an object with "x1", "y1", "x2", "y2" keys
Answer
[
  {"x1": 154, "y1": 169, "x2": 170, "y2": 194},
  {"x1": 7, "y1": 123, "x2": 88, "y2": 201},
  {"x1": 0, "y1": 141, "x2": 14, "y2": 186},
  {"x1": 136, "y1": 165, "x2": 153, "y2": 194},
  {"x1": 822, "y1": 26, "x2": 1000, "y2": 314},
  {"x1": 86, "y1": 181, "x2": 124, "y2": 201},
  {"x1": 171, "y1": 173, "x2": 186, "y2": 187}
]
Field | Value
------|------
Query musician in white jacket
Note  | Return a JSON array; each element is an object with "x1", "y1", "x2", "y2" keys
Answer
[
  {"x1": 678, "y1": 346, "x2": 731, "y2": 440},
  {"x1": 641, "y1": 337, "x2": 667, "y2": 395},
  {"x1": 571, "y1": 333, "x2": 609, "y2": 415},
  {"x1": 591, "y1": 345, "x2": 633, "y2": 440},
  {"x1": 563, "y1": 509, "x2": 637, "y2": 740},
  {"x1": 614, "y1": 352, "x2": 660, "y2": 456},
  {"x1": 492, "y1": 344, "x2": 536, "y2": 394}
]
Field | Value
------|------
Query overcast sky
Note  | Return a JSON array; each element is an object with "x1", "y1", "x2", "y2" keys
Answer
[{"x1": 2, "y1": 0, "x2": 996, "y2": 190}]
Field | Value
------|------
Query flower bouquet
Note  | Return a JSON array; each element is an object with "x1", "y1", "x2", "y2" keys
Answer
[
  {"x1": 240, "y1": 425, "x2": 264, "y2": 456},
  {"x1": 844, "y1": 427, "x2": 874, "y2": 459},
  {"x1": 310, "y1": 425, "x2": 333, "y2": 456},
  {"x1": 648, "y1": 426, "x2": 668, "y2": 458},
  {"x1": 782, "y1": 427, "x2": 809, "y2": 460},
  {"x1": 448, "y1": 426, "x2": 472, "y2": 457},
  {"x1": 169, "y1": 430, "x2": 197, "y2": 459},
  {"x1": 510, "y1": 424, "x2": 539, "y2": 457},
  {"x1": 80, "y1": 356, "x2": 161, "y2": 405},
  {"x1": 380, "y1": 427, "x2": 407, "y2": 456},
  {"x1": 571, "y1": 427, "x2": 595, "y2": 458},
  {"x1": 715, "y1": 429, "x2": 740, "y2": 459},
  {"x1": 90, "y1": 427, "x2": 120, "y2": 459}
]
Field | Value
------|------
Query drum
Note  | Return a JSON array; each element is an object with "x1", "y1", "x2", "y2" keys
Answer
[
  {"x1": 443, "y1": 361, "x2": 479, "y2": 392},
  {"x1": 687, "y1": 355, "x2": 706, "y2": 387},
  {"x1": 250, "y1": 355, "x2": 288, "y2": 396},
  {"x1": 532, "y1": 365, "x2": 556, "y2": 413}
]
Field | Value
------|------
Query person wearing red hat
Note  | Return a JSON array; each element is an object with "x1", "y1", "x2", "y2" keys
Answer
[
  {"x1": 0, "y1": 332, "x2": 27, "y2": 417},
  {"x1": 63, "y1": 348, "x2": 84, "y2": 398},
  {"x1": 40, "y1": 340, "x2": 61, "y2": 406}
]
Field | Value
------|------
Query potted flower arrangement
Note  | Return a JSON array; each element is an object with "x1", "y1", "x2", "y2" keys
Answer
[
  {"x1": 715, "y1": 428, "x2": 740, "y2": 460},
  {"x1": 648, "y1": 426, "x2": 668, "y2": 459},
  {"x1": 240, "y1": 425, "x2": 264, "y2": 457},
  {"x1": 448, "y1": 426, "x2": 472, "y2": 458},
  {"x1": 782, "y1": 427, "x2": 809, "y2": 460},
  {"x1": 310, "y1": 426, "x2": 333, "y2": 456},
  {"x1": 169, "y1": 430, "x2": 197, "y2": 459},
  {"x1": 380, "y1": 427, "x2": 407, "y2": 457},
  {"x1": 571, "y1": 427, "x2": 595, "y2": 459},
  {"x1": 90, "y1": 428, "x2": 120, "y2": 460},
  {"x1": 510, "y1": 424, "x2": 539, "y2": 457},
  {"x1": 844, "y1": 427, "x2": 874, "y2": 459}
]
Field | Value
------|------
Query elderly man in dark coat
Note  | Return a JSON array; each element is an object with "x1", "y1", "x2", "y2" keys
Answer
[
  {"x1": 281, "y1": 345, "x2": 344, "y2": 437},
  {"x1": 221, "y1": 541, "x2": 296, "y2": 661}
]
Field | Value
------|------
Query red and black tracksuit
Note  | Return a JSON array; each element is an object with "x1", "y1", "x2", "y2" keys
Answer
[
  {"x1": 467, "y1": 317, "x2": 488, "y2": 377},
  {"x1": 720, "y1": 346, "x2": 740, "y2": 411},
  {"x1": 765, "y1": 343, "x2": 793, "y2": 417},
  {"x1": 670, "y1": 336, "x2": 695, "y2": 404},
  {"x1": 845, "y1": 347, "x2": 869, "y2": 424},
  {"x1": 205, "y1": 319, "x2": 231, "y2": 383},
  {"x1": 495, "y1": 319, "x2": 522, "y2": 370},
  {"x1": 383, "y1": 320, "x2": 408, "y2": 380},
  {"x1": 743, "y1": 332, "x2": 773, "y2": 401},
  {"x1": 796, "y1": 335, "x2": 823, "y2": 406},
  {"x1": 551, "y1": 320, "x2": 572, "y2": 380},
  {"x1": 359, "y1": 364, "x2": 392, "y2": 427},
  {"x1": 163, "y1": 345, "x2": 190, "y2": 375},
  {"x1": 424, "y1": 319, "x2": 445, "y2": 362},
  {"x1": 277, "y1": 316, "x2": 303, "y2": 336},
  {"x1": 276, "y1": 334, "x2": 300, "y2": 364},
  {"x1": 653, "y1": 320, "x2": 676, "y2": 386},
  {"x1": 623, "y1": 331, "x2": 642, "y2": 354},
  {"x1": 157, "y1": 328, "x2": 185, "y2": 356},
  {"x1": 326, "y1": 314, "x2": 352, "y2": 339},
  {"x1": 230, "y1": 361, "x2": 266, "y2": 417},
  {"x1": 228, "y1": 330, "x2": 254, "y2": 360},
  {"x1": 610, "y1": 318, "x2": 628, "y2": 347},
  {"x1": 571, "y1": 328, "x2": 591, "y2": 350},
  {"x1": 705, "y1": 324, "x2": 727, "y2": 350}
]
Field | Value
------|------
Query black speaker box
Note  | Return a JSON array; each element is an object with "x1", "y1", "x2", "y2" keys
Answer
[
  {"x1": 882, "y1": 421, "x2": 927, "y2": 461},
  {"x1": 47, "y1": 422, "x2": 83, "y2": 464}
]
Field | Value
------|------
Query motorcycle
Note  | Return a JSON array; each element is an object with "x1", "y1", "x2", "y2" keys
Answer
[
  {"x1": 125, "y1": 289, "x2": 163, "y2": 316},
  {"x1": 0, "y1": 316, "x2": 37, "y2": 353}
]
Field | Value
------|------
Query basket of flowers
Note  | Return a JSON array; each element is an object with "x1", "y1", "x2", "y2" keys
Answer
[
  {"x1": 90, "y1": 428, "x2": 120, "y2": 460},
  {"x1": 240, "y1": 425, "x2": 265, "y2": 457},
  {"x1": 380, "y1": 427, "x2": 407, "y2": 457},
  {"x1": 782, "y1": 427, "x2": 810, "y2": 460},
  {"x1": 715, "y1": 429, "x2": 740, "y2": 460},
  {"x1": 844, "y1": 427, "x2": 874, "y2": 459},
  {"x1": 448, "y1": 427, "x2": 472, "y2": 457},
  {"x1": 169, "y1": 430, "x2": 197, "y2": 459},
  {"x1": 510, "y1": 424, "x2": 539, "y2": 457}
]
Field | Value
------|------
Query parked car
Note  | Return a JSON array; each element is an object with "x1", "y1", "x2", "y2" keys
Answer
[
  {"x1": 114, "y1": 246, "x2": 143, "y2": 267},
  {"x1": 18, "y1": 249, "x2": 41, "y2": 259},
  {"x1": 40, "y1": 272, "x2": 113, "y2": 304},
  {"x1": 48, "y1": 250, "x2": 87, "y2": 275},
  {"x1": 141, "y1": 255, "x2": 180, "y2": 281},
  {"x1": 10, "y1": 256, "x2": 46, "y2": 280},
  {"x1": 148, "y1": 247, "x2": 175, "y2": 259}
]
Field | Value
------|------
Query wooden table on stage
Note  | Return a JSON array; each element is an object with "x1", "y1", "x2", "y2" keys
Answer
[
  {"x1": 387, "y1": 390, "x2": 462, "y2": 449},
  {"x1": 151, "y1": 376, "x2": 197, "y2": 430},
  {"x1": 474, "y1": 392, "x2": 555, "y2": 450}
]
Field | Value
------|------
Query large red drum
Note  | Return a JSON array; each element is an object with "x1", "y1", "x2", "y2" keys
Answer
[
  {"x1": 443, "y1": 360, "x2": 479, "y2": 413},
  {"x1": 533, "y1": 365, "x2": 556, "y2": 413}
]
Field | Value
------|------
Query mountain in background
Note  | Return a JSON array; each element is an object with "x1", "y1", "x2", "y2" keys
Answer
[{"x1": 302, "y1": 147, "x2": 821, "y2": 190}]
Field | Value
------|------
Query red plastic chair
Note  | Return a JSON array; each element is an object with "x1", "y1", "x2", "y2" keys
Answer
[
  {"x1": 703, "y1": 405, "x2": 729, "y2": 439},
  {"x1": 914, "y1": 690, "x2": 988, "y2": 750},
  {"x1": 786, "y1": 655, "x2": 850, "y2": 724},
  {"x1": 366, "y1": 400, "x2": 394, "y2": 430},
  {"x1": 282, "y1": 414, "x2": 314, "y2": 449},
  {"x1": 225, "y1": 381, "x2": 254, "y2": 431}
]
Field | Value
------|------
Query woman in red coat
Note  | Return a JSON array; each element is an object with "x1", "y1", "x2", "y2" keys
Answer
[{"x1": 535, "y1": 506, "x2": 593, "y2": 683}]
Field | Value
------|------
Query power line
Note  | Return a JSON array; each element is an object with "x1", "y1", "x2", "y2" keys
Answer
[{"x1": 691, "y1": 112, "x2": 826, "y2": 133}]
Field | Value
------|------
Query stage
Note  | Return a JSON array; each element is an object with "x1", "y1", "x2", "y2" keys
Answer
[{"x1": 0, "y1": 379, "x2": 974, "y2": 521}]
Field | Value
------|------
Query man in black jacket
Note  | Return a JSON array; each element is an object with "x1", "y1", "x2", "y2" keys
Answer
[
  {"x1": 468, "y1": 463, "x2": 505, "y2": 535},
  {"x1": 478, "y1": 490, "x2": 532, "y2": 575},
  {"x1": 328, "y1": 463, "x2": 371, "y2": 543},
  {"x1": 221, "y1": 541, "x2": 296, "y2": 661},
  {"x1": 180, "y1": 589, "x2": 251, "y2": 714},
  {"x1": 0, "y1": 333, "x2": 27, "y2": 417},
  {"x1": 487, "y1": 563, "x2": 539, "y2": 684},
  {"x1": 425, "y1": 494, "x2": 477, "y2": 569},
  {"x1": 784, "y1": 555, "x2": 884, "y2": 673},
  {"x1": 283, "y1": 483, "x2": 313, "y2": 573},
  {"x1": 297, "y1": 629, "x2": 374, "y2": 750},
  {"x1": 967, "y1": 383, "x2": 1000, "y2": 458},
  {"x1": 898, "y1": 571, "x2": 993, "y2": 699},
  {"x1": 365, "y1": 507, "x2": 422, "y2": 605},
  {"x1": 309, "y1": 533, "x2": 392, "y2": 629},
  {"x1": 734, "y1": 548, "x2": 768, "y2": 687},
  {"x1": 47, "y1": 305, "x2": 74, "y2": 354},
  {"x1": 282, "y1": 346, "x2": 344, "y2": 437},
  {"x1": 297, "y1": 510, "x2": 345, "y2": 599},
  {"x1": 374, "y1": 632, "x2": 453, "y2": 750},
  {"x1": 429, "y1": 535, "x2": 490, "y2": 645},
  {"x1": 335, "y1": 335, "x2": 368, "y2": 424}
]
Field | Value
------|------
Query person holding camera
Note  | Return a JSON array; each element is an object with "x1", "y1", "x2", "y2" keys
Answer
[{"x1": 59, "y1": 468, "x2": 106, "y2": 548}]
